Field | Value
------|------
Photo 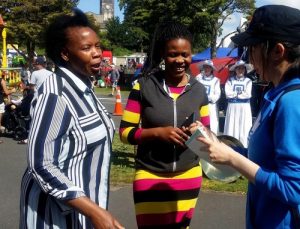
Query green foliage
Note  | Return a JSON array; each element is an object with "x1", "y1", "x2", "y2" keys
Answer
[
  {"x1": 0, "y1": 0, "x2": 78, "y2": 63},
  {"x1": 111, "y1": 45, "x2": 133, "y2": 56},
  {"x1": 86, "y1": 13, "x2": 101, "y2": 33},
  {"x1": 118, "y1": 0, "x2": 255, "y2": 55},
  {"x1": 0, "y1": 0, "x2": 256, "y2": 65},
  {"x1": 105, "y1": 17, "x2": 147, "y2": 52}
]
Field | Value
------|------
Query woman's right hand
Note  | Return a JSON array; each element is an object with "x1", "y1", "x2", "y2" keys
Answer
[
  {"x1": 157, "y1": 126, "x2": 189, "y2": 147},
  {"x1": 66, "y1": 197, "x2": 124, "y2": 229},
  {"x1": 198, "y1": 136, "x2": 234, "y2": 165},
  {"x1": 89, "y1": 207, "x2": 124, "y2": 229}
]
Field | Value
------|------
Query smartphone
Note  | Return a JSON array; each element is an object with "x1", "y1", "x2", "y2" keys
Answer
[{"x1": 182, "y1": 113, "x2": 195, "y2": 128}]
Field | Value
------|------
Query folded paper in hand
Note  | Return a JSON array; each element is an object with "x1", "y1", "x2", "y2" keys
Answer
[
  {"x1": 185, "y1": 126, "x2": 241, "y2": 183},
  {"x1": 185, "y1": 125, "x2": 217, "y2": 160}
]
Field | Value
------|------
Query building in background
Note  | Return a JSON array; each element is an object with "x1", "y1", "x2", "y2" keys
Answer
[
  {"x1": 86, "y1": 0, "x2": 114, "y2": 31},
  {"x1": 101, "y1": 0, "x2": 114, "y2": 22}
]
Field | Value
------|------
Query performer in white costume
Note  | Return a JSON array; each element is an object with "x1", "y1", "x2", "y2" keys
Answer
[
  {"x1": 224, "y1": 60, "x2": 252, "y2": 147},
  {"x1": 196, "y1": 59, "x2": 221, "y2": 134}
]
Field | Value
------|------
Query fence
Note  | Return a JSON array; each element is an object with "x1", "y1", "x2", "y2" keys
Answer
[{"x1": 0, "y1": 67, "x2": 22, "y2": 87}]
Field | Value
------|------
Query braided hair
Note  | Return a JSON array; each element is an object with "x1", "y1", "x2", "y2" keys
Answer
[{"x1": 143, "y1": 22, "x2": 193, "y2": 76}]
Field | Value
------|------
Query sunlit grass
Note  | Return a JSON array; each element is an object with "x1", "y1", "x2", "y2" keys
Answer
[
  {"x1": 110, "y1": 135, "x2": 248, "y2": 194},
  {"x1": 94, "y1": 86, "x2": 131, "y2": 98}
]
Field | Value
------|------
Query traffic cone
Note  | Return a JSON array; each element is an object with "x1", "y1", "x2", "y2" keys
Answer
[{"x1": 113, "y1": 87, "x2": 123, "y2": 116}]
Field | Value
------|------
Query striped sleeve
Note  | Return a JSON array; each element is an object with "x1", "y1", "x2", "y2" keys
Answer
[
  {"x1": 199, "y1": 104, "x2": 210, "y2": 127},
  {"x1": 28, "y1": 92, "x2": 85, "y2": 201},
  {"x1": 119, "y1": 82, "x2": 142, "y2": 144}
]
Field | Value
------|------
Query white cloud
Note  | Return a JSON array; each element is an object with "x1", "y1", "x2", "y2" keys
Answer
[
  {"x1": 256, "y1": 0, "x2": 300, "y2": 9},
  {"x1": 218, "y1": 0, "x2": 300, "y2": 47},
  {"x1": 217, "y1": 0, "x2": 300, "y2": 46}
]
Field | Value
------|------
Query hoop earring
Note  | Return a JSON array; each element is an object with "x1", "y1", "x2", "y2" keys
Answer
[{"x1": 159, "y1": 59, "x2": 165, "y2": 70}]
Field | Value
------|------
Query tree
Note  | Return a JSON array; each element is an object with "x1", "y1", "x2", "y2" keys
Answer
[
  {"x1": 119, "y1": 0, "x2": 208, "y2": 53},
  {"x1": 118, "y1": 0, "x2": 255, "y2": 57},
  {"x1": 200, "y1": 0, "x2": 255, "y2": 58},
  {"x1": 0, "y1": 0, "x2": 78, "y2": 65},
  {"x1": 105, "y1": 17, "x2": 147, "y2": 52}
]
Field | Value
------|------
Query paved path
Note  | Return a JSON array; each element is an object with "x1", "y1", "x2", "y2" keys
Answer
[
  {"x1": 109, "y1": 185, "x2": 246, "y2": 229},
  {"x1": 0, "y1": 93, "x2": 246, "y2": 228},
  {"x1": 0, "y1": 136, "x2": 246, "y2": 229}
]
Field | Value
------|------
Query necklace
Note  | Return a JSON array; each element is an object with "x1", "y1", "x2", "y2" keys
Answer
[
  {"x1": 164, "y1": 73, "x2": 190, "y2": 87},
  {"x1": 163, "y1": 74, "x2": 190, "y2": 96}
]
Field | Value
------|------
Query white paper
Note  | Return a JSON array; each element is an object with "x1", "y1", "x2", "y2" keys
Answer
[
  {"x1": 185, "y1": 126, "x2": 241, "y2": 182},
  {"x1": 185, "y1": 126, "x2": 216, "y2": 160}
]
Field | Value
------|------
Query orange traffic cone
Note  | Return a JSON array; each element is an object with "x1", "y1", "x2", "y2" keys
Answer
[{"x1": 113, "y1": 87, "x2": 123, "y2": 116}]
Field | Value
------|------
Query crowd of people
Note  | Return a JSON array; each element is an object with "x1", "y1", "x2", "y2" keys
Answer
[
  {"x1": 1, "y1": 4, "x2": 300, "y2": 229},
  {"x1": 95, "y1": 58, "x2": 143, "y2": 93},
  {"x1": 0, "y1": 56, "x2": 53, "y2": 144}
]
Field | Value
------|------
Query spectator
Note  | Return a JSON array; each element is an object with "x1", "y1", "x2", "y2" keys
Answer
[
  {"x1": 0, "y1": 74, "x2": 16, "y2": 141},
  {"x1": 109, "y1": 63, "x2": 120, "y2": 96},
  {"x1": 20, "y1": 62, "x2": 31, "y2": 86},
  {"x1": 224, "y1": 60, "x2": 252, "y2": 147},
  {"x1": 29, "y1": 56, "x2": 53, "y2": 92},
  {"x1": 196, "y1": 59, "x2": 221, "y2": 134},
  {"x1": 6, "y1": 84, "x2": 34, "y2": 144}
]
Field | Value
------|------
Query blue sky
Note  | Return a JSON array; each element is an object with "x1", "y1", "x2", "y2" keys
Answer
[
  {"x1": 77, "y1": 0, "x2": 124, "y2": 21},
  {"x1": 221, "y1": 0, "x2": 300, "y2": 46},
  {"x1": 78, "y1": 0, "x2": 299, "y2": 46}
]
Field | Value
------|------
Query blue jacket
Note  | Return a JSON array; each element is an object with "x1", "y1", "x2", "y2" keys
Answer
[{"x1": 247, "y1": 78, "x2": 300, "y2": 228}]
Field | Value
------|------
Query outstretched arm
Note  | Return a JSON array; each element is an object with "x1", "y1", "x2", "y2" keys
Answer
[
  {"x1": 199, "y1": 136, "x2": 259, "y2": 183},
  {"x1": 66, "y1": 197, "x2": 124, "y2": 229}
]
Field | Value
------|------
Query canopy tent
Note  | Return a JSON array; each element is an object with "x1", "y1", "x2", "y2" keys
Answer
[
  {"x1": 189, "y1": 57, "x2": 237, "y2": 84},
  {"x1": 190, "y1": 47, "x2": 239, "y2": 84},
  {"x1": 192, "y1": 47, "x2": 238, "y2": 63}
]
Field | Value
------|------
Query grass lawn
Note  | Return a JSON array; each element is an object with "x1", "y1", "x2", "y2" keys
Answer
[
  {"x1": 110, "y1": 135, "x2": 248, "y2": 194},
  {"x1": 94, "y1": 86, "x2": 131, "y2": 98},
  {"x1": 99, "y1": 85, "x2": 248, "y2": 194}
]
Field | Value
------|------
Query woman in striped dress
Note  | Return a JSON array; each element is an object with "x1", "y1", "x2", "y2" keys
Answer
[
  {"x1": 19, "y1": 10, "x2": 123, "y2": 229},
  {"x1": 119, "y1": 22, "x2": 210, "y2": 228}
]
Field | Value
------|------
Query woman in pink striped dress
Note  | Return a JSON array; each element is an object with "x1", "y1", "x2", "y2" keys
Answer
[{"x1": 120, "y1": 22, "x2": 210, "y2": 228}]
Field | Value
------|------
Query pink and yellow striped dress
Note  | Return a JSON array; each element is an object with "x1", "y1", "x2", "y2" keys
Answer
[{"x1": 120, "y1": 82, "x2": 210, "y2": 228}]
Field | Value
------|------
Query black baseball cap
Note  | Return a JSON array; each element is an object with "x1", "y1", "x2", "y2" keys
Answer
[
  {"x1": 231, "y1": 5, "x2": 300, "y2": 46},
  {"x1": 34, "y1": 56, "x2": 46, "y2": 65}
]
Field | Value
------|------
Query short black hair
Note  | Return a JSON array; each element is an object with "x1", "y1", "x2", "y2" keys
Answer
[
  {"x1": 44, "y1": 8, "x2": 92, "y2": 65},
  {"x1": 144, "y1": 22, "x2": 193, "y2": 75}
]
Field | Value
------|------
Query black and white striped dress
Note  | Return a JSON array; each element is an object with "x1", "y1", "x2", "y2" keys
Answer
[{"x1": 19, "y1": 67, "x2": 115, "y2": 229}]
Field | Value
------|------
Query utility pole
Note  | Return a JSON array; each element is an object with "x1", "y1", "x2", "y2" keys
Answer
[{"x1": 0, "y1": 14, "x2": 7, "y2": 68}]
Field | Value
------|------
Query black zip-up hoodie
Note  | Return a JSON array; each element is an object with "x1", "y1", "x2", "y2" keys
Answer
[{"x1": 136, "y1": 71, "x2": 209, "y2": 172}]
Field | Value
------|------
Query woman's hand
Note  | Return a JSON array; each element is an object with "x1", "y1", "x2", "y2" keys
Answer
[
  {"x1": 157, "y1": 126, "x2": 189, "y2": 147},
  {"x1": 198, "y1": 136, "x2": 235, "y2": 165},
  {"x1": 66, "y1": 197, "x2": 124, "y2": 229},
  {"x1": 198, "y1": 135, "x2": 260, "y2": 183},
  {"x1": 182, "y1": 122, "x2": 199, "y2": 135},
  {"x1": 89, "y1": 207, "x2": 124, "y2": 229}
]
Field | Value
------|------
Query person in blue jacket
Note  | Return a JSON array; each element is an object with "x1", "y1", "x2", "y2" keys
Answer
[{"x1": 198, "y1": 5, "x2": 300, "y2": 229}]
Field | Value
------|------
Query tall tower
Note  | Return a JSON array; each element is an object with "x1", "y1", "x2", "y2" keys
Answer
[{"x1": 100, "y1": 0, "x2": 114, "y2": 22}]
